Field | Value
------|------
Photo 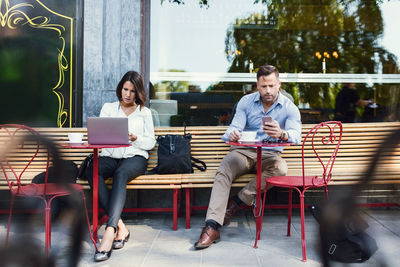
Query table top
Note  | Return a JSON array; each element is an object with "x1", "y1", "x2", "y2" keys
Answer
[
  {"x1": 226, "y1": 141, "x2": 295, "y2": 147},
  {"x1": 60, "y1": 142, "x2": 130, "y2": 149}
]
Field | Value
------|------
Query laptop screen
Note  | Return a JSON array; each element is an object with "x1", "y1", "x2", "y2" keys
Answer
[{"x1": 87, "y1": 117, "x2": 129, "y2": 145}]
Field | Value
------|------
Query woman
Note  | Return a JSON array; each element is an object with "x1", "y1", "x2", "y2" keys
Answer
[{"x1": 86, "y1": 71, "x2": 156, "y2": 262}]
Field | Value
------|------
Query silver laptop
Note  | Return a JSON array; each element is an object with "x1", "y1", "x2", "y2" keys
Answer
[{"x1": 87, "y1": 117, "x2": 129, "y2": 145}]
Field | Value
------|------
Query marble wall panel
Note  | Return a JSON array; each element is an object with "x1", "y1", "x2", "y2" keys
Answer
[{"x1": 83, "y1": 0, "x2": 142, "y2": 125}]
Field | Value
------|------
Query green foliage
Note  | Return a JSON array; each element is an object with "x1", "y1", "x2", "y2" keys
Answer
[{"x1": 219, "y1": 0, "x2": 399, "y2": 111}]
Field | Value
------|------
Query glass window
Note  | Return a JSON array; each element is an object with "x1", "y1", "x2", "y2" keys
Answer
[{"x1": 150, "y1": 0, "x2": 400, "y2": 125}]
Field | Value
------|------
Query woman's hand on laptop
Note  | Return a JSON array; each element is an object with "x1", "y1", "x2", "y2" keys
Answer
[{"x1": 129, "y1": 133, "x2": 137, "y2": 142}]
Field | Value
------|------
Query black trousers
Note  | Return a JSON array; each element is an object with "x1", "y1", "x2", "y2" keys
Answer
[{"x1": 86, "y1": 155, "x2": 147, "y2": 229}]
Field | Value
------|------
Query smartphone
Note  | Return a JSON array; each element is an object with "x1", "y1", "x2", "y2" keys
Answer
[{"x1": 262, "y1": 116, "x2": 272, "y2": 125}]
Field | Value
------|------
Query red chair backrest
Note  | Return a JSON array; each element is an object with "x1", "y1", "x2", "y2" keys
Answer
[
  {"x1": 301, "y1": 121, "x2": 343, "y2": 187},
  {"x1": 0, "y1": 124, "x2": 50, "y2": 192}
]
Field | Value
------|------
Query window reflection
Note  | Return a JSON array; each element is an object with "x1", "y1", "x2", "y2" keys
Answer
[
  {"x1": 150, "y1": 0, "x2": 400, "y2": 125},
  {"x1": 150, "y1": 80, "x2": 400, "y2": 125}
]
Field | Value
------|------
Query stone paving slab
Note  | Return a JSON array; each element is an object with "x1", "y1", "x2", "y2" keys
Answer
[{"x1": 1, "y1": 208, "x2": 400, "y2": 266}]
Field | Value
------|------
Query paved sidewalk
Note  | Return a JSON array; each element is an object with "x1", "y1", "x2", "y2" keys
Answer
[{"x1": 2, "y1": 208, "x2": 400, "y2": 266}]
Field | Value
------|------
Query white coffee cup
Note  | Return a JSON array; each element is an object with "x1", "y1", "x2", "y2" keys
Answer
[
  {"x1": 68, "y1": 133, "x2": 83, "y2": 143},
  {"x1": 240, "y1": 131, "x2": 257, "y2": 141}
]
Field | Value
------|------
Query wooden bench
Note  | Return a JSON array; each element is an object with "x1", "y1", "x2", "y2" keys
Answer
[
  {"x1": 1, "y1": 122, "x2": 400, "y2": 231},
  {"x1": 182, "y1": 122, "x2": 400, "y2": 228}
]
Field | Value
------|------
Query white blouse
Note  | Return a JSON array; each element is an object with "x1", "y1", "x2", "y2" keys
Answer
[{"x1": 99, "y1": 101, "x2": 156, "y2": 159}]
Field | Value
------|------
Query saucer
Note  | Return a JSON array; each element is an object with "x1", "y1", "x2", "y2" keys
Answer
[
  {"x1": 238, "y1": 139, "x2": 259, "y2": 143},
  {"x1": 65, "y1": 141, "x2": 85, "y2": 144}
]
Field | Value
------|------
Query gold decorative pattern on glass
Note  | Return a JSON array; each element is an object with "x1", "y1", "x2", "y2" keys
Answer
[{"x1": 0, "y1": 0, "x2": 73, "y2": 127}]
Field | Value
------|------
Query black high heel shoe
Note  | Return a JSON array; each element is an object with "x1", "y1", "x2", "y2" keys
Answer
[
  {"x1": 94, "y1": 249, "x2": 112, "y2": 262},
  {"x1": 112, "y1": 231, "x2": 130, "y2": 249}
]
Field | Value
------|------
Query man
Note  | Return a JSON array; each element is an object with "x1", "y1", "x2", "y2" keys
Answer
[
  {"x1": 334, "y1": 83, "x2": 373, "y2": 123},
  {"x1": 194, "y1": 65, "x2": 302, "y2": 249}
]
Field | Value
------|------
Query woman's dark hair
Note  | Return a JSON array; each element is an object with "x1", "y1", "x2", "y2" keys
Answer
[
  {"x1": 116, "y1": 71, "x2": 146, "y2": 109},
  {"x1": 256, "y1": 65, "x2": 279, "y2": 80}
]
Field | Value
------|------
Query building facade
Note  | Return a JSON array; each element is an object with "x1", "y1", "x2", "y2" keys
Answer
[{"x1": 1, "y1": 0, "x2": 400, "y2": 126}]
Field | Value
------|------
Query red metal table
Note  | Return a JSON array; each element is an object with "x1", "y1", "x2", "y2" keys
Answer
[
  {"x1": 226, "y1": 140, "x2": 294, "y2": 248},
  {"x1": 61, "y1": 142, "x2": 130, "y2": 241}
]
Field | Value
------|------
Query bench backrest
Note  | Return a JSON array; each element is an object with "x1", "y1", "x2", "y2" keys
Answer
[{"x1": 1, "y1": 122, "x2": 399, "y2": 187}]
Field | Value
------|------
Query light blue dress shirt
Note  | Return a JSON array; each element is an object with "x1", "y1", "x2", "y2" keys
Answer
[{"x1": 222, "y1": 92, "x2": 302, "y2": 152}]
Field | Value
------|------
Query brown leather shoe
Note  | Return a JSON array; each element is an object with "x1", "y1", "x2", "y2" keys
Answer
[
  {"x1": 223, "y1": 199, "x2": 241, "y2": 225},
  {"x1": 194, "y1": 226, "x2": 220, "y2": 249}
]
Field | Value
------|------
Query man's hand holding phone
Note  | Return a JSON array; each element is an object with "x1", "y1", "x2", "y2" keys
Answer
[{"x1": 262, "y1": 116, "x2": 282, "y2": 139}]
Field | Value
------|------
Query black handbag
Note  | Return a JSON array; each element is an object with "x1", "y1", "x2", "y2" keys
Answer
[
  {"x1": 309, "y1": 205, "x2": 377, "y2": 263},
  {"x1": 146, "y1": 129, "x2": 206, "y2": 175},
  {"x1": 77, "y1": 154, "x2": 93, "y2": 180}
]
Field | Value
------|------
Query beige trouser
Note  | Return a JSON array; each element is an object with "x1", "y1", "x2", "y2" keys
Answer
[{"x1": 205, "y1": 146, "x2": 288, "y2": 226}]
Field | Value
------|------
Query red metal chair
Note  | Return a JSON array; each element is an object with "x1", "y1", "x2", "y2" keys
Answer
[
  {"x1": 256, "y1": 121, "x2": 343, "y2": 261},
  {"x1": 0, "y1": 124, "x2": 97, "y2": 257}
]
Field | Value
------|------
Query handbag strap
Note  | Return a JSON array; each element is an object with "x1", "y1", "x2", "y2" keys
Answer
[{"x1": 191, "y1": 156, "x2": 207, "y2": 171}]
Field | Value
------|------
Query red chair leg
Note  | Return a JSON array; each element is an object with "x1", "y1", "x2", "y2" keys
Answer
[
  {"x1": 173, "y1": 188, "x2": 178, "y2": 231},
  {"x1": 185, "y1": 188, "x2": 191, "y2": 229},
  {"x1": 5, "y1": 195, "x2": 16, "y2": 246},
  {"x1": 258, "y1": 185, "x2": 269, "y2": 237},
  {"x1": 300, "y1": 195, "x2": 307, "y2": 262},
  {"x1": 81, "y1": 191, "x2": 98, "y2": 251},
  {"x1": 254, "y1": 183, "x2": 269, "y2": 248},
  {"x1": 287, "y1": 188, "x2": 292, "y2": 236},
  {"x1": 45, "y1": 206, "x2": 51, "y2": 258},
  {"x1": 324, "y1": 185, "x2": 329, "y2": 200}
]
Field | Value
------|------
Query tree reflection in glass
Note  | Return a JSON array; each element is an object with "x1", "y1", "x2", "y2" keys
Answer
[{"x1": 221, "y1": 0, "x2": 399, "y2": 121}]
